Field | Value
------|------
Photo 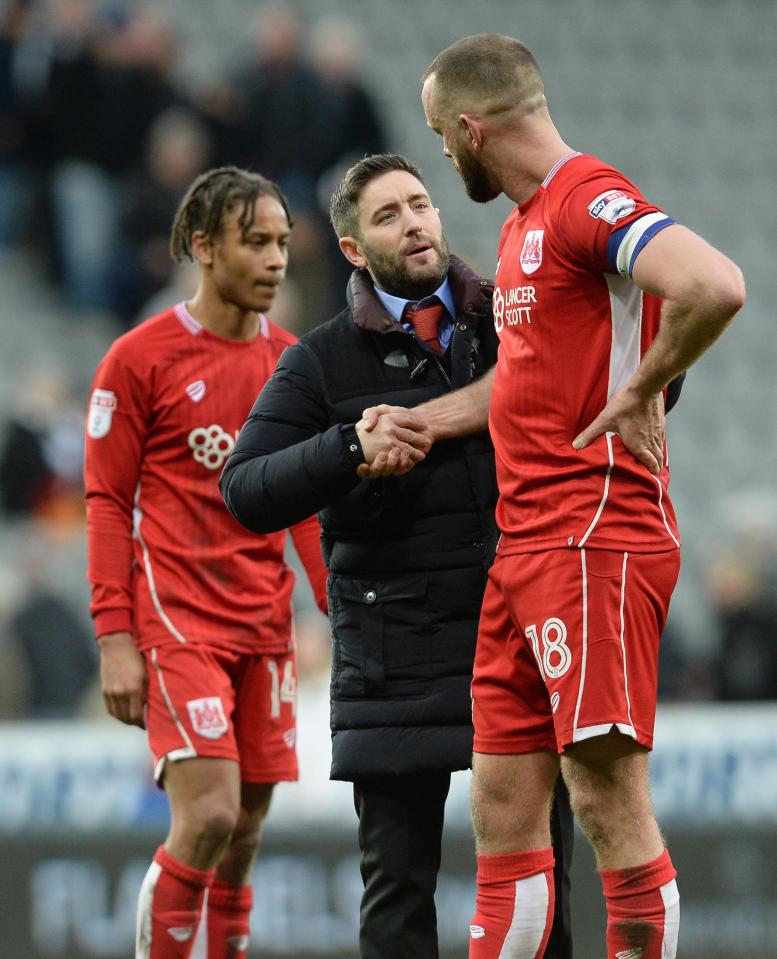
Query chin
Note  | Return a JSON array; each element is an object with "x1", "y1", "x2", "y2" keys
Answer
[
  {"x1": 465, "y1": 181, "x2": 501, "y2": 204},
  {"x1": 252, "y1": 294, "x2": 276, "y2": 313}
]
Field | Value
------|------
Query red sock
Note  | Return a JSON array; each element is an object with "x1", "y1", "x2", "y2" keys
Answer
[
  {"x1": 600, "y1": 849, "x2": 680, "y2": 959},
  {"x1": 470, "y1": 848, "x2": 555, "y2": 959},
  {"x1": 205, "y1": 880, "x2": 253, "y2": 958},
  {"x1": 136, "y1": 845, "x2": 215, "y2": 959}
]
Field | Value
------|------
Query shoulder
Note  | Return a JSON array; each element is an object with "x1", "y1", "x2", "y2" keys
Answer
[
  {"x1": 99, "y1": 307, "x2": 182, "y2": 370},
  {"x1": 299, "y1": 308, "x2": 356, "y2": 352},
  {"x1": 549, "y1": 153, "x2": 645, "y2": 215}
]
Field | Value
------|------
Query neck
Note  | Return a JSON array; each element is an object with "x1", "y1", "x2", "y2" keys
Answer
[
  {"x1": 492, "y1": 113, "x2": 574, "y2": 205},
  {"x1": 186, "y1": 287, "x2": 261, "y2": 341}
]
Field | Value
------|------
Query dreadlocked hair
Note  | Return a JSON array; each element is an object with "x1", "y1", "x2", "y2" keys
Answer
[{"x1": 170, "y1": 166, "x2": 293, "y2": 263}]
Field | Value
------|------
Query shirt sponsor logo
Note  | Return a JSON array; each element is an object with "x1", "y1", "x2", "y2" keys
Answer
[
  {"x1": 551, "y1": 691, "x2": 560, "y2": 713},
  {"x1": 227, "y1": 935, "x2": 250, "y2": 951},
  {"x1": 185, "y1": 379, "x2": 206, "y2": 403},
  {"x1": 283, "y1": 728, "x2": 297, "y2": 749},
  {"x1": 470, "y1": 925, "x2": 486, "y2": 939},
  {"x1": 616, "y1": 950, "x2": 643, "y2": 959},
  {"x1": 87, "y1": 389, "x2": 117, "y2": 439},
  {"x1": 187, "y1": 697, "x2": 229, "y2": 739},
  {"x1": 188, "y1": 424, "x2": 237, "y2": 470},
  {"x1": 519, "y1": 229, "x2": 543, "y2": 275},
  {"x1": 493, "y1": 285, "x2": 536, "y2": 334},
  {"x1": 587, "y1": 190, "x2": 636, "y2": 224}
]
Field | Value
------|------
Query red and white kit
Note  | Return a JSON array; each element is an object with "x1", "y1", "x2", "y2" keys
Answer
[
  {"x1": 85, "y1": 303, "x2": 327, "y2": 778},
  {"x1": 475, "y1": 152, "x2": 681, "y2": 753}
]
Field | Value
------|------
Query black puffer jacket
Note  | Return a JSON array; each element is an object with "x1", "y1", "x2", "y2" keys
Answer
[{"x1": 221, "y1": 256, "x2": 499, "y2": 780}]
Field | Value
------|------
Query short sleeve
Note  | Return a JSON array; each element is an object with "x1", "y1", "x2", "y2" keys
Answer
[{"x1": 555, "y1": 169, "x2": 675, "y2": 277}]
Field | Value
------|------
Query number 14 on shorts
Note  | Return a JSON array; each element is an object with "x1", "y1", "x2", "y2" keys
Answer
[{"x1": 267, "y1": 658, "x2": 297, "y2": 717}]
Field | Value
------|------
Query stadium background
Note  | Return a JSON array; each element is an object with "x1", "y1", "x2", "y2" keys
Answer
[{"x1": 0, "y1": 0, "x2": 775, "y2": 956}]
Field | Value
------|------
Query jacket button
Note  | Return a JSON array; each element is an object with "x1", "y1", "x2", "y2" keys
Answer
[
  {"x1": 364, "y1": 590, "x2": 377, "y2": 603},
  {"x1": 466, "y1": 303, "x2": 474, "y2": 311},
  {"x1": 480, "y1": 279, "x2": 489, "y2": 286},
  {"x1": 459, "y1": 323, "x2": 467, "y2": 331},
  {"x1": 349, "y1": 443, "x2": 359, "y2": 453}
]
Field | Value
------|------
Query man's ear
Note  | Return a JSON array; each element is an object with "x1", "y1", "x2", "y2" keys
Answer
[
  {"x1": 459, "y1": 113, "x2": 484, "y2": 152},
  {"x1": 191, "y1": 230, "x2": 215, "y2": 267},
  {"x1": 339, "y1": 235, "x2": 368, "y2": 269}
]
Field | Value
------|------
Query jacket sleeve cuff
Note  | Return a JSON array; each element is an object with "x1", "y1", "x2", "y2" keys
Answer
[
  {"x1": 94, "y1": 609, "x2": 134, "y2": 639},
  {"x1": 341, "y1": 424, "x2": 365, "y2": 466}
]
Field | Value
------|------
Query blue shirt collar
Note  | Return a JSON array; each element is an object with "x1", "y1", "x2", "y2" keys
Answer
[{"x1": 374, "y1": 276, "x2": 456, "y2": 325}]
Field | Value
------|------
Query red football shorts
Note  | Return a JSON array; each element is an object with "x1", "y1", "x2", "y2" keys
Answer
[
  {"x1": 144, "y1": 642, "x2": 298, "y2": 784},
  {"x1": 473, "y1": 547, "x2": 681, "y2": 754}
]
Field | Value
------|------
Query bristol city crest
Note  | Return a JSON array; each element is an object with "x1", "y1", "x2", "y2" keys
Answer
[
  {"x1": 187, "y1": 697, "x2": 229, "y2": 739},
  {"x1": 520, "y1": 229, "x2": 544, "y2": 275}
]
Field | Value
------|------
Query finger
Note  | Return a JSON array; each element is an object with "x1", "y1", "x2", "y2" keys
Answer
[
  {"x1": 360, "y1": 452, "x2": 389, "y2": 479},
  {"x1": 572, "y1": 419, "x2": 606, "y2": 451},
  {"x1": 386, "y1": 413, "x2": 430, "y2": 434},
  {"x1": 640, "y1": 448, "x2": 662, "y2": 475},
  {"x1": 381, "y1": 447, "x2": 401, "y2": 477},
  {"x1": 361, "y1": 404, "x2": 397, "y2": 430},
  {"x1": 392, "y1": 427, "x2": 433, "y2": 450},
  {"x1": 128, "y1": 693, "x2": 146, "y2": 727},
  {"x1": 370, "y1": 450, "x2": 388, "y2": 479},
  {"x1": 106, "y1": 694, "x2": 131, "y2": 726}
]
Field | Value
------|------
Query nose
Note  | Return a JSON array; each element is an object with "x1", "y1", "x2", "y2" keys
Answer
[
  {"x1": 266, "y1": 242, "x2": 288, "y2": 270},
  {"x1": 403, "y1": 209, "x2": 424, "y2": 235}
]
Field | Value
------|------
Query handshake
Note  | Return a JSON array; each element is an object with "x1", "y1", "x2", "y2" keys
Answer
[{"x1": 354, "y1": 404, "x2": 434, "y2": 478}]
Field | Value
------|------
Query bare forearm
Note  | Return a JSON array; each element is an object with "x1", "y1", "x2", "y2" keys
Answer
[
  {"x1": 628, "y1": 225, "x2": 745, "y2": 399},
  {"x1": 628, "y1": 291, "x2": 740, "y2": 399},
  {"x1": 415, "y1": 366, "x2": 494, "y2": 441}
]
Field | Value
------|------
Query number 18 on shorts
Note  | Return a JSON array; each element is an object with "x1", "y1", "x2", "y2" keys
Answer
[{"x1": 472, "y1": 547, "x2": 681, "y2": 754}]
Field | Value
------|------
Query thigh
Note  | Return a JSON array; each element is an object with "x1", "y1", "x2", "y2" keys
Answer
[
  {"x1": 233, "y1": 649, "x2": 299, "y2": 783},
  {"x1": 472, "y1": 556, "x2": 557, "y2": 756},
  {"x1": 354, "y1": 773, "x2": 451, "y2": 959},
  {"x1": 353, "y1": 773, "x2": 451, "y2": 873},
  {"x1": 144, "y1": 644, "x2": 240, "y2": 783},
  {"x1": 163, "y1": 755, "x2": 242, "y2": 821}
]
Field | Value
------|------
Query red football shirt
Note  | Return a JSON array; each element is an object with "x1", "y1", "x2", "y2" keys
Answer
[
  {"x1": 85, "y1": 303, "x2": 327, "y2": 653},
  {"x1": 490, "y1": 152, "x2": 681, "y2": 554}
]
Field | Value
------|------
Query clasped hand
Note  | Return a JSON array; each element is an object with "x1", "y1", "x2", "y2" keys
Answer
[{"x1": 355, "y1": 404, "x2": 434, "y2": 478}]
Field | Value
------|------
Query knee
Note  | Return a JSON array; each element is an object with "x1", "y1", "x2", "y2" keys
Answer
[
  {"x1": 188, "y1": 799, "x2": 240, "y2": 850},
  {"x1": 568, "y1": 786, "x2": 612, "y2": 851},
  {"x1": 471, "y1": 764, "x2": 514, "y2": 831}
]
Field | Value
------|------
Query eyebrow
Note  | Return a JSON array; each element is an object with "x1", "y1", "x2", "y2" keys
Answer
[
  {"x1": 370, "y1": 193, "x2": 430, "y2": 221},
  {"x1": 243, "y1": 227, "x2": 291, "y2": 239}
]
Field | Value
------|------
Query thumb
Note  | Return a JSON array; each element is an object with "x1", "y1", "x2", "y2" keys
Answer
[{"x1": 359, "y1": 409, "x2": 380, "y2": 431}]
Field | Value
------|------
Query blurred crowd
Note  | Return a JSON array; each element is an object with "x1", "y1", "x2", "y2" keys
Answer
[
  {"x1": 0, "y1": 0, "x2": 387, "y2": 326},
  {"x1": 0, "y1": 0, "x2": 775, "y2": 721}
]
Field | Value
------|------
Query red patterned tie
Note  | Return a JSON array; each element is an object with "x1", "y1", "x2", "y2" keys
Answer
[{"x1": 406, "y1": 301, "x2": 446, "y2": 355}]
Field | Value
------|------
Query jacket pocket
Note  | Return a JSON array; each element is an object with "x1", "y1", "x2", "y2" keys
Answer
[{"x1": 328, "y1": 574, "x2": 430, "y2": 699}]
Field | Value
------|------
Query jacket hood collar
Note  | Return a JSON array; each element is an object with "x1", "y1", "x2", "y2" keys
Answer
[{"x1": 346, "y1": 254, "x2": 493, "y2": 333}]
